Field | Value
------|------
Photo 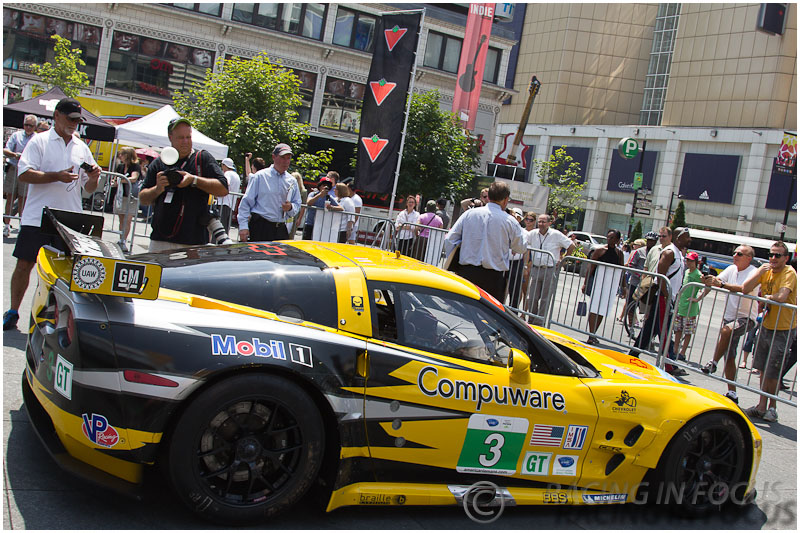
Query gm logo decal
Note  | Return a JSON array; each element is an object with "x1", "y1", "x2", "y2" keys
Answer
[{"x1": 112, "y1": 263, "x2": 147, "y2": 294}]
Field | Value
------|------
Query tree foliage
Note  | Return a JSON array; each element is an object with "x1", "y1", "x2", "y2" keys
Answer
[
  {"x1": 670, "y1": 200, "x2": 686, "y2": 232},
  {"x1": 629, "y1": 221, "x2": 643, "y2": 243},
  {"x1": 173, "y1": 53, "x2": 331, "y2": 175},
  {"x1": 395, "y1": 90, "x2": 481, "y2": 200},
  {"x1": 531, "y1": 146, "x2": 585, "y2": 218},
  {"x1": 29, "y1": 35, "x2": 89, "y2": 98}
]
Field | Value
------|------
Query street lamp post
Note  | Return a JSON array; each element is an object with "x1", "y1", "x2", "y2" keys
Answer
[{"x1": 666, "y1": 192, "x2": 683, "y2": 226}]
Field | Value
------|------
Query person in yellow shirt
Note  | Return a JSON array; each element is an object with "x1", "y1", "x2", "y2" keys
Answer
[{"x1": 707, "y1": 241, "x2": 796, "y2": 422}]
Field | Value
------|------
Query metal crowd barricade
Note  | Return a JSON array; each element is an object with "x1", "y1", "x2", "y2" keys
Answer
[
  {"x1": 3, "y1": 160, "x2": 25, "y2": 227},
  {"x1": 662, "y1": 282, "x2": 797, "y2": 407},
  {"x1": 219, "y1": 191, "x2": 243, "y2": 237},
  {"x1": 93, "y1": 171, "x2": 137, "y2": 250},
  {"x1": 548, "y1": 255, "x2": 673, "y2": 359},
  {"x1": 505, "y1": 249, "x2": 556, "y2": 326}
]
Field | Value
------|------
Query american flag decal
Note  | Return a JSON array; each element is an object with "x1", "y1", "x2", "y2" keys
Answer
[
  {"x1": 563, "y1": 425, "x2": 589, "y2": 450},
  {"x1": 529, "y1": 424, "x2": 565, "y2": 447}
]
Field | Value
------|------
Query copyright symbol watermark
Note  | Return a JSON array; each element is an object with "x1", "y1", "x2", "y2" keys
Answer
[{"x1": 462, "y1": 481, "x2": 504, "y2": 524}]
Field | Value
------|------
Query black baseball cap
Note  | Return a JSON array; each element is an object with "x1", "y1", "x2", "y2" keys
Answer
[
  {"x1": 55, "y1": 98, "x2": 83, "y2": 120},
  {"x1": 273, "y1": 143, "x2": 293, "y2": 156},
  {"x1": 168, "y1": 116, "x2": 192, "y2": 133}
]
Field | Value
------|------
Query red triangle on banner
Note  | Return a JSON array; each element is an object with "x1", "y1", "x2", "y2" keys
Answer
[
  {"x1": 384, "y1": 26, "x2": 408, "y2": 51},
  {"x1": 361, "y1": 135, "x2": 389, "y2": 163},
  {"x1": 369, "y1": 79, "x2": 397, "y2": 106}
]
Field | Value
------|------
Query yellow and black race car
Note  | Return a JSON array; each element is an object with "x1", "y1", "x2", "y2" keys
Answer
[{"x1": 23, "y1": 209, "x2": 761, "y2": 524}]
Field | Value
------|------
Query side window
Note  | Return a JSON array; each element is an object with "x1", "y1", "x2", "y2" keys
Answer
[{"x1": 371, "y1": 283, "x2": 532, "y2": 366}]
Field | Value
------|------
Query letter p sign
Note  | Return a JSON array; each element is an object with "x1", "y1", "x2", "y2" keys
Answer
[{"x1": 618, "y1": 137, "x2": 639, "y2": 159}]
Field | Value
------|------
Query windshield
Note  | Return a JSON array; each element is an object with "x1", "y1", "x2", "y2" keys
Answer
[{"x1": 592, "y1": 235, "x2": 608, "y2": 245}]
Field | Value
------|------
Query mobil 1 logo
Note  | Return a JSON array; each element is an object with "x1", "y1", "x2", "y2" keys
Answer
[{"x1": 112, "y1": 263, "x2": 146, "y2": 294}]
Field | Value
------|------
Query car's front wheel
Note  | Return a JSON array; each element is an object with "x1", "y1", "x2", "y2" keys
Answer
[
  {"x1": 656, "y1": 412, "x2": 748, "y2": 516},
  {"x1": 168, "y1": 374, "x2": 324, "y2": 524}
]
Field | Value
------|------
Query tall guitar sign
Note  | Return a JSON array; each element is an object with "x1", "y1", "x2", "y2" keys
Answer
[
  {"x1": 502, "y1": 76, "x2": 541, "y2": 167},
  {"x1": 452, "y1": 3, "x2": 495, "y2": 130}
]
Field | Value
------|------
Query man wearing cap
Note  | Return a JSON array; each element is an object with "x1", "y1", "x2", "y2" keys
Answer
[
  {"x1": 139, "y1": 117, "x2": 228, "y2": 252},
  {"x1": 3, "y1": 113, "x2": 38, "y2": 236},
  {"x1": 4, "y1": 98, "x2": 101, "y2": 331},
  {"x1": 216, "y1": 157, "x2": 241, "y2": 232},
  {"x1": 238, "y1": 143, "x2": 301, "y2": 242},
  {"x1": 524, "y1": 213, "x2": 575, "y2": 325}
]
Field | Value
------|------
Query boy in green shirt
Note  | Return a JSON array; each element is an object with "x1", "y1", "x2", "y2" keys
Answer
[{"x1": 673, "y1": 252, "x2": 703, "y2": 361}]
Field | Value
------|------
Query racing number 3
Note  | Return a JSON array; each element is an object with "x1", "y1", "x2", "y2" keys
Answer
[{"x1": 457, "y1": 415, "x2": 528, "y2": 475}]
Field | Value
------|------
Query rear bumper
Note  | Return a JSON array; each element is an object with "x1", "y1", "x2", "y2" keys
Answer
[{"x1": 22, "y1": 369, "x2": 144, "y2": 500}]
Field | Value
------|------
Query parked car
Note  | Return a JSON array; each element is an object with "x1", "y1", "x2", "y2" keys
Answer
[
  {"x1": 23, "y1": 209, "x2": 761, "y2": 524},
  {"x1": 568, "y1": 231, "x2": 608, "y2": 257}
]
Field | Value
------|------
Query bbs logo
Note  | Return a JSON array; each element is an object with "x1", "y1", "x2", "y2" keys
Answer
[{"x1": 112, "y1": 263, "x2": 146, "y2": 294}]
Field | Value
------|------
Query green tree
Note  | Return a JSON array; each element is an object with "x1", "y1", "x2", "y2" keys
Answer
[
  {"x1": 173, "y1": 53, "x2": 331, "y2": 174},
  {"x1": 394, "y1": 90, "x2": 480, "y2": 200},
  {"x1": 531, "y1": 146, "x2": 585, "y2": 219},
  {"x1": 29, "y1": 35, "x2": 89, "y2": 98},
  {"x1": 670, "y1": 200, "x2": 686, "y2": 232},
  {"x1": 629, "y1": 220, "x2": 643, "y2": 243}
]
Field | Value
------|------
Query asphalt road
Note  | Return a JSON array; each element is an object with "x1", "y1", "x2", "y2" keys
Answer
[{"x1": 2, "y1": 219, "x2": 796, "y2": 529}]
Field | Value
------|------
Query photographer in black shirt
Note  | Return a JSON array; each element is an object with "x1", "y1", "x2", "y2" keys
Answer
[{"x1": 139, "y1": 117, "x2": 228, "y2": 252}]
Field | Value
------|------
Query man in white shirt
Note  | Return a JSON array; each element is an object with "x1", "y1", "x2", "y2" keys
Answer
[
  {"x1": 3, "y1": 114, "x2": 38, "y2": 236},
  {"x1": 699, "y1": 245, "x2": 760, "y2": 403},
  {"x1": 216, "y1": 157, "x2": 241, "y2": 232},
  {"x1": 445, "y1": 181, "x2": 527, "y2": 301},
  {"x1": 342, "y1": 178, "x2": 362, "y2": 244},
  {"x1": 524, "y1": 214, "x2": 575, "y2": 325},
  {"x1": 3, "y1": 98, "x2": 101, "y2": 331}
]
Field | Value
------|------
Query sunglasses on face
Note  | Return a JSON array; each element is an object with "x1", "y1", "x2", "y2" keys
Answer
[
  {"x1": 768, "y1": 252, "x2": 787, "y2": 258},
  {"x1": 524, "y1": 218, "x2": 535, "y2": 222},
  {"x1": 23, "y1": 123, "x2": 36, "y2": 128},
  {"x1": 733, "y1": 251, "x2": 747, "y2": 257}
]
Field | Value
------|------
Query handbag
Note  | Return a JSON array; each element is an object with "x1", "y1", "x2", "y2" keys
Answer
[{"x1": 577, "y1": 299, "x2": 587, "y2": 316}]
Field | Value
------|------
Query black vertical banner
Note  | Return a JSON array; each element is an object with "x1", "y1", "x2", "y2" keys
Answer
[{"x1": 355, "y1": 12, "x2": 422, "y2": 194}]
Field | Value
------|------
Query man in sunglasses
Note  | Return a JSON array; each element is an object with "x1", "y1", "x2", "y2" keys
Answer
[
  {"x1": 3, "y1": 114, "x2": 38, "y2": 236},
  {"x1": 698, "y1": 245, "x2": 760, "y2": 404},
  {"x1": 3, "y1": 98, "x2": 101, "y2": 331},
  {"x1": 708, "y1": 241, "x2": 796, "y2": 422}
]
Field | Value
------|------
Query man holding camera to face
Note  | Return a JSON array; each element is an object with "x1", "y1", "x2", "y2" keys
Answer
[
  {"x1": 4, "y1": 98, "x2": 101, "y2": 331},
  {"x1": 138, "y1": 117, "x2": 228, "y2": 252}
]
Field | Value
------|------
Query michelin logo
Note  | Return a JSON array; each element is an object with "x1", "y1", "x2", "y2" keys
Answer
[
  {"x1": 211, "y1": 334, "x2": 313, "y2": 367},
  {"x1": 582, "y1": 493, "x2": 627, "y2": 504}
]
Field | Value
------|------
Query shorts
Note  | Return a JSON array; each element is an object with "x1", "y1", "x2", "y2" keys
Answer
[
  {"x1": 721, "y1": 317, "x2": 756, "y2": 360},
  {"x1": 673, "y1": 314, "x2": 698, "y2": 335},
  {"x1": 13, "y1": 224, "x2": 59, "y2": 262},
  {"x1": 3, "y1": 165, "x2": 28, "y2": 196},
  {"x1": 753, "y1": 328, "x2": 794, "y2": 380}
]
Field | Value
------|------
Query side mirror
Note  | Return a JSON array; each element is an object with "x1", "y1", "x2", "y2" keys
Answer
[{"x1": 508, "y1": 348, "x2": 531, "y2": 384}]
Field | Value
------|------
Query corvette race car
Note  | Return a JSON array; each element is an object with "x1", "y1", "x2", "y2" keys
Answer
[{"x1": 23, "y1": 209, "x2": 761, "y2": 524}]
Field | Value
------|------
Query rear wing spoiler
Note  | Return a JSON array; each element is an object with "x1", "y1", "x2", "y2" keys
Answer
[{"x1": 41, "y1": 207, "x2": 162, "y2": 300}]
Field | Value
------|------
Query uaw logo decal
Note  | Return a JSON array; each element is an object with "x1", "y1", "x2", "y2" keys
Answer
[
  {"x1": 112, "y1": 263, "x2": 146, "y2": 294},
  {"x1": 72, "y1": 257, "x2": 105, "y2": 290},
  {"x1": 81, "y1": 413, "x2": 120, "y2": 448}
]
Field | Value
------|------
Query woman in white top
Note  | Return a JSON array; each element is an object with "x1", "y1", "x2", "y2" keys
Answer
[
  {"x1": 335, "y1": 183, "x2": 355, "y2": 244},
  {"x1": 395, "y1": 194, "x2": 419, "y2": 257}
]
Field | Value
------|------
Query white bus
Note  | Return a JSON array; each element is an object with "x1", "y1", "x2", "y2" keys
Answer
[{"x1": 688, "y1": 228, "x2": 797, "y2": 274}]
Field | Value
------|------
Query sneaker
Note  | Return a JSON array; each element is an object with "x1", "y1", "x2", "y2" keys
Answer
[
  {"x1": 586, "y1": 336, "x2": 600, "y2": 346},
  {"x1": 677, "y1": 353, "x2": 687, "y2": 362},
  {"x1": 743, "y1": 405, "x2": 765, "y2": 419},
  {"x1": 117, "y1": 240, "x2": 129, "y2": 253},
  {"x1": 669, "y1": 366, "x2": 689, "y2": 377},
  {"x1": 702, "y1": 360, "x2": 718, "y2": 375},
  {"x1": 724, "y1": 391, "x2": 739, "y2": 404},
  {"x1": 750, "y1": 368, "x2": 761, "y2": 376},
  {"x1": 2, "y1": 224, "x2": 9, "y2": 237},
  {"x1": 3, "y1": 309, "x2": 19, "y2": 331},
  {"x1": 762, "y1": 407, "x2": 778, "y2": 423},
  {"x1": 780, "y1": 381, "x2": 791, "y2": 391}
]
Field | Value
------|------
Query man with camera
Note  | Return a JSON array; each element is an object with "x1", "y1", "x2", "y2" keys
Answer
[
  {"x1": 237, "y1": 143, "x2": 301, "y2": 242},
  {"x1": 138, "y1": 117, "x2": 228, "y2": 252},
  {"x1": 4, "y1": 98, "x2": 101, "y2": 331}
]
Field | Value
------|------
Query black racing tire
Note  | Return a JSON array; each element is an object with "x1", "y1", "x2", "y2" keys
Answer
[
  {"x1": 168, "y1": 374, "x2": 324, "y2": 524},
  {"x1": 655, "y1": 411, "x2": 748, "y2": 517}
]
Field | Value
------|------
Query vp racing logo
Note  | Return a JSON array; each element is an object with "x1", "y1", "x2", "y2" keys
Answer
[{"x1": 81, "y1": 413, "x2": 120, "y2": 448}]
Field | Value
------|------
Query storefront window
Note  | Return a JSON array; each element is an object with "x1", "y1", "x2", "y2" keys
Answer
[
  {"x1": 106, "y1": 31, "x2": 214, "y2": 98},
  {"x1": 167, "y1": 3, "x2": 223, "y2": 17},
  {"x1": 231, "y1": 3, "x2": 326, "y2": 40},
  {"x1": 292, "y1": 69, "x2": 316, "y2": 124},
  {"x1": 3, "y1": 8, "x2": 100, "y2": 81},
  {"x1": 320, "y1": 77, "x2": 364, "y2": 134},
  {"x1": 483, "y1": 47, "x2": 500, "y2": 84}
]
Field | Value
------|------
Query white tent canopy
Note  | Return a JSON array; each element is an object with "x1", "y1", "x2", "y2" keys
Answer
[{"x1": 114, "y1": 105, "x2": 228, "y2": 159}]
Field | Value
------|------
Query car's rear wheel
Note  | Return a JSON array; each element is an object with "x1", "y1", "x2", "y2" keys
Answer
[
  {"x1": 168, "y1": 374, "x2": 324, "y2": 524},
  {"x1": 656, "y1": 412, "x2": 748, "y2": 516}
]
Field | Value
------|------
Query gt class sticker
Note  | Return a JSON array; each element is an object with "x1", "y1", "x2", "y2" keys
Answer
[
  {"x1": 54, "y1": 354, "x2": 73, "y2": 400},
  {"x1": 72, "y1": 257, "x2": 105, "y2": 290},
  {"x1": 417, "y1": 366, "x2": 566, "y2": 411},
  {"x1": 81, "y1": 413, "x2": 119, "y2": 448},
  {"x1": 457, "y1": 414, "x2": 528, "y2": 475},
  {"x1": 521, "y1": 452, "x2": 552, "y2": 475},
  {"x1": 211, "y1": 335, "x2": 313, "y2": 367}
]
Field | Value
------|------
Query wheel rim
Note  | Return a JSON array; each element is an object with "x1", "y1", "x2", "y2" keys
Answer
[
  {"x1": 677, "y1": 426, "x2": 743, "y2": 505},
  {"x1": 195, "y1": 399, "x2": 304, "y2": 506}
]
